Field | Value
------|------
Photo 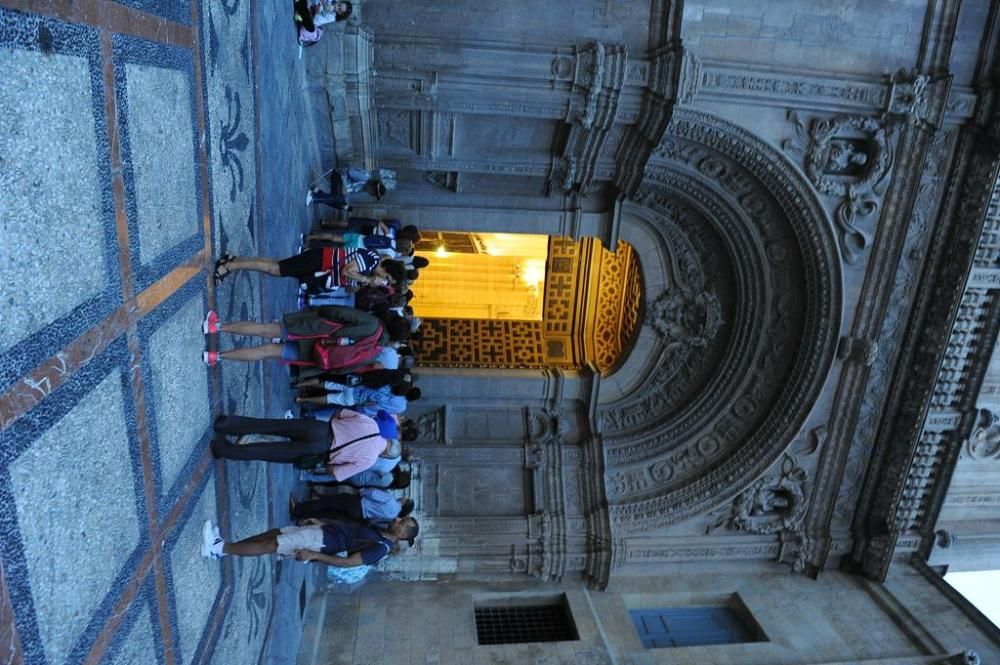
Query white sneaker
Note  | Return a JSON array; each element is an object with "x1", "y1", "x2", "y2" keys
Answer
[
  {"x1": 201, "y1": 520, "x2": 223, "y2": 559},
  {"x1": 305, "y1": 189, "x2": 314, "y2": 206},
  {"x1": 284, "y1": 409, "x2": 294, "y2": 419}
]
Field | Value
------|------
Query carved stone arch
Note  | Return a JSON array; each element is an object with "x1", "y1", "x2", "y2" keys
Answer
[{"x1": 598, "y1": 108, "x2": 843, "y2": 533}]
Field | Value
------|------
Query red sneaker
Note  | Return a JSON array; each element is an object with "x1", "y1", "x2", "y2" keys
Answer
[
  {"x1": 203, "y1": 351, "x2": 219, "y2": 367},
  {"x1": 203, "y1": 310, "x2": 220, "y2": 334}
]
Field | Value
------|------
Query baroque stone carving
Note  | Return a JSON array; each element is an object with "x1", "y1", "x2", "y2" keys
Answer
[
  {"x1": 601, "y1": 109, "x2": 841, "y2": 533},
  {"x1": 965, "y1": 408, "x2": 1000, "y2": 459},
  {"x1": 785, "y1": 110, "x2": 894, "y2": 263},
  {"x1": 414, "y1": 407, "x2": 445, "y2": 443},
  {"x1": 705, "y1": 426, "x2": 825, "y2": 571},
  {"x1": 647, "y1": 288, "x2": 722, "y2": 350}
]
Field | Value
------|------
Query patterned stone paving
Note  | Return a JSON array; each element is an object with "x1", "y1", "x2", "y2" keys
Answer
[{"x1": 0, "y1": 1, "x2": 291, "y2": 663}]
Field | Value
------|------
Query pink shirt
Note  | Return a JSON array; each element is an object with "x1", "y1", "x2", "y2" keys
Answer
[{"x1": 327, "y1": 410, "x2": 387, "y2": 481}]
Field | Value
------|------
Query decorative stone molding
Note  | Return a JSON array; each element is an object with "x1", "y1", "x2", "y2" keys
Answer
[
  {"x1": 598, "y1": 109, "x2": 841, "y2": 534},
  {"x1": 545, "y1": 42, "x2": 627, "y2": 195},
  {"x1": 613, "y1": 45, "x2": 696, "y2": 196},
  {"x1": 424, "y1": 170, "x2": 459, "y2": 192},
  {"x1": 414, "y1": 407, "x2": 445, "y2": 443},
  {"x1": 849, "y1": 131, "x2": 1000, "y2": 581},
  {"x1": 884, "y1": 69, "x2": 953, "y2": 130},
  {"x1": 838, "y1": 335, "x2": 879, "y2": 366}
]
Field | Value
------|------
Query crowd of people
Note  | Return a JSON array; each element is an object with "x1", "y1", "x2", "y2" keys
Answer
[{"x1": 199, "y1": 166, "x2": 426, "y2": 575}]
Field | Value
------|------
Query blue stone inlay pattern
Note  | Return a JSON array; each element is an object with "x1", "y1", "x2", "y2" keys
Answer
[
  {"x1": 111, "y1": 0, "x2": 192, "y2": 27},
  {"x1": 137, "y1": 278, "x2": 212, "y2": 514},
  {"x1": 0, "y1": 9, "x2": 121, "y2": 394},
  {"x1": 0, "y1": 337, "x2": 147, "y2": 665},
  {"x1": 209, "y1": 460, "x2": 272, "y2": 665},
  {"x1": 162, "y1": 472, "x2": 223, "y2": 665},
  {"x1": 99, "y1": 575, "x2": 164, "y2": 665},
  {"x1": 113, "y1": 34, "x2": 204, "y2": 292}
]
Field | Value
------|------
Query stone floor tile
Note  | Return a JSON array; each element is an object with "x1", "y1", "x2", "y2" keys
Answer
[
  {"x1": 9, "y1": 370, "x2": 142, "y2": 665},
  {"x1": 167, "y1": 478, "x2": 222, "y2": 665}
]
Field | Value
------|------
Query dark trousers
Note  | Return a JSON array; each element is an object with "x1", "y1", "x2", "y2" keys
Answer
[
  {"x1": 294, "y1": 0, "x2": 315, "y2": 31},
  {"x1": 292, "y1": 494, "x2": 364, "y2": 521},
  {"x1": 212, "y1": 416, "x2": 329, "y2": 463}
]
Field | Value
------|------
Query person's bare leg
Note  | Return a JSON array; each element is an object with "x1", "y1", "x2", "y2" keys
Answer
[
  {"x1": 320, "y1": 217, "x2": 348, "y2": 230},
  {"x1": 218, "y1": 343, "x2": 285, "y2": 363},
  {"x1": 296, "y1": 395, "x2": 335, "y2": 405},
  {"x1": 296, "y1": 378, "x2": 324, "y2": 389},
  {"x1": 219, "y1": 322, "x2": 282, "y2": 338},
  {"x1": 223, "y1": 529, "x2": 280, "y2": 556},
  {"x1": 221, "y1": 257, "x2": 282, "y2": 278}
]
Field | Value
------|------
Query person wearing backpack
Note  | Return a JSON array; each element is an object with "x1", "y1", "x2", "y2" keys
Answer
[
  {"x1": 200, "y1": 306, "x2": 409, "y2": 368},
  {"x1": 200, "y1": 514, "x2": 418, "y2": 567},
  {"x1": 210, "y1": 408, "x2": 387, "y2": 480}
]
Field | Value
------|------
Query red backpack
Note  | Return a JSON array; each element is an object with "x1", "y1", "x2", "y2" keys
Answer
[{"x1": 313, "y1": 323, "x2": 384, "y2": 370}]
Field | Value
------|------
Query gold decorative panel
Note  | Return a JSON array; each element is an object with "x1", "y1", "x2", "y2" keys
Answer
[
  {"x1": 414, "y1": 234, "x2": 641, "y2": 373},
  {"x1": 588, "y1": 240, "x2": 643, "y2": 373}
]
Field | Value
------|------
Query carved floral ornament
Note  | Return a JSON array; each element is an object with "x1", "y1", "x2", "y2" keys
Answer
[{"x1": 598, "y1": 109, "x2": 841, "y2": 534}]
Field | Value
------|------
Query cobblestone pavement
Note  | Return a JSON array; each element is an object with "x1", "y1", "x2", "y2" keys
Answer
[{"x1": 0, "y1": 1, "x2": 326, "y2": 663}]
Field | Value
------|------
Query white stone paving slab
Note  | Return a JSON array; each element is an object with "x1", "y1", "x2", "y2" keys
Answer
[
  {"x1": 10, "y1": 371, "x2": 140, "y2": 665},
  {"x1": 147, "y1": 295, "x2": 210, "y2": 496},
  {"x1": 124, "y1": 62, "x2": 199, "y2": 264},
  {"x1": 0, "y1": 48, "x2": 109, "y2": 355}
]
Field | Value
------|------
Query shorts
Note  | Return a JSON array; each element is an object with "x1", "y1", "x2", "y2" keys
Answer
[
  {"x1": 342, "y1": 233, "x2": 366, "y2": 249},
  {"x1": 282, "y1": 342, "x2": 301, "y2": 362},
  {"x1": 276, "y1": 525, "x2": 325, "y2": 557},
  {"x1": 278, "y1": 248, "x2": 324, "y2": 279}
]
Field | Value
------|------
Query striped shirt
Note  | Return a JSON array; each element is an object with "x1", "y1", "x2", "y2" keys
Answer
[
  {"x1": 327, "y1": 410, "x2": 387, "y2": 481},
  {"x1": 319, "y1": 247, "x2": 382, "y2": 289}
]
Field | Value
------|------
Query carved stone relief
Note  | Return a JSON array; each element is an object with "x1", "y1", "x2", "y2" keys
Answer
[
  {"x1": 414, "y1": 407, "x2": 445, "y2": 443},
  {"x1": 965, "y1": 408, "x2": 1000, "y2": 459},
  {"x1": 704, "y1": 426, "x2": 826, "y2": 571},
  {"x1": 596, "y1": 109, "x2": 841, "y2": 534},
  {"x1": 784, "y1": 110, "x2": 894, "y2": 263},
  {"x1": 647, "y1": 287, "x2": 722, "y2": 351}
]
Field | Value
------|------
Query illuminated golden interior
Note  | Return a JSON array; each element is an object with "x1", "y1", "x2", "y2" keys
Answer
[
  {"x1": 412, "y1": 233, "x2": 549, "y2": 320},
  {"x1": 413, "y1": 232, "x2": 643, "y2": 375}
]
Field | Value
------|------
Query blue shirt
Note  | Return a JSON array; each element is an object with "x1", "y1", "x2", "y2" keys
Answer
[
  {"x1": 346, "y1": 468, "x2": 392, "y2": 488},
  {"x1": 354, "y1": 386, "x2": 409, "y2": 416},
  {"x1": 320, "y1": 522, "x2": 392, "y2": 565},
  {"x1": 375, "y1": 347, "x2": 399, "y2": 370},
  {"x1": 374, "y1": 410, "x2": 399, "y2": 439},
  {"x1": 360, "y1": 489, "x2": 402, "y2": 521}
]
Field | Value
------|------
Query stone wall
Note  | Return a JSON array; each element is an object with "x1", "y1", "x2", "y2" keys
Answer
[{"x1": 300, "y1": 563, "x2": 995, "y2": 665}]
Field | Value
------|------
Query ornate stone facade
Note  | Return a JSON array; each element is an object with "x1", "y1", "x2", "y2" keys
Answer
[{"x1": 317, "y1": 0, "x2": 1000, "y2": 661}]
